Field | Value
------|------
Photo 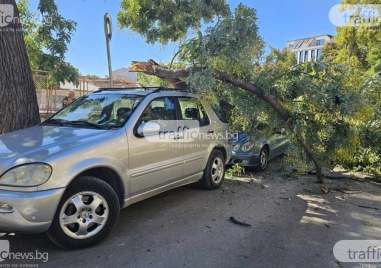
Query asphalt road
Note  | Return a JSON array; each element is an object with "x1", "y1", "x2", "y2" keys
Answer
[{"x1": 2, "y1": 165, "x2": 381, "y2": 268}]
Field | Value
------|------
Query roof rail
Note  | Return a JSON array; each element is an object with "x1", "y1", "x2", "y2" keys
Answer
[
  {"x1": 94, "y1": 86, "x2": 162, "y2": 93},
  {"x1": 94, "y1": 86, "x2": 189, "y2": 93}
]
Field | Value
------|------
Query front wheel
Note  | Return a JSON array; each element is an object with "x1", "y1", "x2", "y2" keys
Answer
[
  {"x1": 254, "y1": 147, "x2": 269, "y2": 172},
  {"x1": 200, "y1": 150, "x2": 226, "y2": 190},
  {"x1": 47, "y1": 176, "x2": 120, "y2": 249}
]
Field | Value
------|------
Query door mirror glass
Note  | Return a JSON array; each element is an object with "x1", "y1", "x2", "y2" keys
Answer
[{"x1": 137, "y1": 122, "x2": 161, "y2": 137}]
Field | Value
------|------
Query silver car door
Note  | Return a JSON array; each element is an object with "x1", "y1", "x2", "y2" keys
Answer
[
  {"x1": 128, "y1": 96, "x2": 183, "y2": 195},
  {"x1": 177, "y1": 97, "x2": 212, "y2": 178}
]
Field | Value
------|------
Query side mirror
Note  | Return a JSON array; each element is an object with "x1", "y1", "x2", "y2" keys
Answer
[{"x1": 137, "y1": 122, "x2": 161, "y2": 137}]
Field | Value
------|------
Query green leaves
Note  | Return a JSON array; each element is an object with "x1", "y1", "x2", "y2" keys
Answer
[
  {"x1": 203, "y1": 4, "x2": 262, "y2": 57},
  {"x1": 120, "y1": 0, "x2": 381, "y2": 180},
  {"x1": 18, "y1": 0, "x2": 79, "y2": 84},
  {"x1": 181, "y1": 4, "x2": 264, "y2": 78},
  {"x1": 38, "y1": 0, "x2": 76, "y2": 59},
  {"x1": 118, "y1": 0, "x2": 229, "y2": 44}
]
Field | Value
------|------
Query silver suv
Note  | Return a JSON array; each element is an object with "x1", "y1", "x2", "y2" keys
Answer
[{"x1": 0, "y1": 88, "x2": 230, "y2": 249}]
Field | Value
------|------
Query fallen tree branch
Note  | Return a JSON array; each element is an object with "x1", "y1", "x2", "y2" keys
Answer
[
  {"x1": 130, "y1": 59, "x2": 191, "y2": 90},
  {"x1": 129, "y1": 60, "x2": 325, "y2": 182},
  {"x1": 308, "y1": 168, "x2": 373, "y2": 182}
]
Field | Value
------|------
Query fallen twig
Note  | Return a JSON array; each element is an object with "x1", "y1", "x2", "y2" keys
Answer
[
  {"x1": 349, "y1": 202, "x2": 379, "y2": 211},
  {"x1": 321, "y1": 186, "x2": 330, "y2": 194},
  {"x1": 334, "y1": 188, "x2": 362, "y2": 194},
  {"x1": 358, "y1": 205, "x2": 379, "y2": 211},
  {"x1": 229, "y1": 217, "x2": 251, "y2": 227}
]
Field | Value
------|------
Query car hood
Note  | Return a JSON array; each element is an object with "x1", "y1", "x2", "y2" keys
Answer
[
  {"x1": 0, "y1": 125, "x2": 115, "y2": 174},
  {"x1": 231, "y1": 132, "x2": 250, "y2": 144}
]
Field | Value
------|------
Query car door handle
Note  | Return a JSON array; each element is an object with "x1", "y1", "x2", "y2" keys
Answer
[{"x1": 207, "y1": 130, "x2": 214, "y2": 134}]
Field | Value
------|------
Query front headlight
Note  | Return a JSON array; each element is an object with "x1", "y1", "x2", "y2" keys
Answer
[
  {"x1": 241, "y1": 141, "x2": 255, "y2": 152},
  {"x1": 0, "y1": 164, "x2": 52, "y2": 187},
  {"x1": 233, "y1": 144, "x2": 241, "y2": 152}
]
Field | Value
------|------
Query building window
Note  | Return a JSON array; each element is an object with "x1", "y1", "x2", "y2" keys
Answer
[
  {"x1": 316, "y1": 39, "x2": 326, "y2": 46},
  {"x1": 311, "y1": 50, "x2": 316, "y2": 61},
  {"x1": 304, "y1": 51, "x2": 309, "y2": 62},
  {"x1": 317, "y1": 49, "x2": 322, "y2": 59},
  {"x1": 299, "y1": 51, "x2": 304, "y2": 63}
]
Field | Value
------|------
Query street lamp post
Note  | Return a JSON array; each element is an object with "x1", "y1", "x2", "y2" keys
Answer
[{"x1": 104, "y1": 13, "x2": 113, "y2": 88}]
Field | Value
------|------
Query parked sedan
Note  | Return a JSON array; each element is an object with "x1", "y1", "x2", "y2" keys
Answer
[{"x1": 229, "y1": 131, "x2": 289, "y2": 171}]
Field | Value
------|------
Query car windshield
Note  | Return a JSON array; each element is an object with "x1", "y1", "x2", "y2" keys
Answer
[{"x1": 43, "y1": 94, "x2": 144, "y2": 129}]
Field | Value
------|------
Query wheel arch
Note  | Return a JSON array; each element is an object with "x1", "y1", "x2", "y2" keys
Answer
[
  {"x1": 262, "y1": 143, "x2": 270, "y2": 154},
  {"x1": 69, "y1": 167, "x2": 125, "y2": 207},
  {"x1": 212, "y1": 145, "x2": 227, "y2": 162}
]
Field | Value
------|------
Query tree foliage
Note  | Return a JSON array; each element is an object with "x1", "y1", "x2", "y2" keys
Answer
[
  {"x1": 118, "y1": 0, "x2": 229, "y2": 44},
  {"x1": 322, "y1": 0, "x2": 381, "y2": 179},
  {"x1": 18, "y1": 0, "x2": 79, "y2": 85},
  {"x1": 121, "y1": 0, "x2": 381, "y2": 181}
]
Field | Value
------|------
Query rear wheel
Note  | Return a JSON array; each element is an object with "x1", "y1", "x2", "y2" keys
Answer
[
  {"x1": 254, "y1": 147, "x2": 269, "y2": 172},
  {"x1": 200, "y1": 150, "x2": 226, "y2": 190},
  {"x1": 47, "y1": 176, "x2": 120, "y2": 249}
]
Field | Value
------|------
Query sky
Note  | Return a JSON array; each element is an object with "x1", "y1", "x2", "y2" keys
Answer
[{"x1": 28, "y1": 0, "x2": 342, "y2": 77}]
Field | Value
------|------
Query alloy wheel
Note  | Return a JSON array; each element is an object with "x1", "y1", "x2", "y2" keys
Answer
[
  {"x1": 59, "y1": 191, "x2": 109, "y2": 240},
  {"x1": 211, "y1": 156, "x2": 224, "y2": 184}
]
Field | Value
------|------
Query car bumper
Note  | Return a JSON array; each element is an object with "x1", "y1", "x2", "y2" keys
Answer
[
  {"x1": 228, "y1": 153, "x2": 259, "y2": 167},
  {"x1": 0, "y1": 188, "x2": 65, "y2": 234}
]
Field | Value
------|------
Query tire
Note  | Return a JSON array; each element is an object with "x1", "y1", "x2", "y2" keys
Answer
[
  {"x1": 200, "y1": 150, "x2": 226, "y2": 190},
  {"x1": 47, "y1": 176, "x2": 120, "y2": 250},
  {"x1": 254, "y1": 146, "x2": 269, "y2": 172}
]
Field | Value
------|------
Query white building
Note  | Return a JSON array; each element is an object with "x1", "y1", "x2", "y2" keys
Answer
[
  {"x1": 286, "y1": 34, "x2": 333, "y2": 64},
  {"x1": 60, "y1": 67, "x2": 139, "y2": 93},
  {"x1": 44, "y1": 68, "x2": 139, "y2": 113},
  {"x1": 110, "y1": 67, "x2": 138, "y2": 84}
]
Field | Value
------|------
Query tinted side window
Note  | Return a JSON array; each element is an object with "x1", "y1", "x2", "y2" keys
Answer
[
  {"x1": 141, "y1": 97, "x2": 176, "y2": 123},
  {"x1": 178, "y1": 97, "x2": 210, "y2": 127},
  {"x1": 211, "y1": 103, "x2": 230, "y2": 123}
]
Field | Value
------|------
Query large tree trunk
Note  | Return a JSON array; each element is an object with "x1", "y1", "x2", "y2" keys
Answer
[
  {"x1": 129, "y1": 60, "x2": 325, "y2": 183},
  {"x1": 0, "y1": 0, "x2": 40, "y2": 134}
]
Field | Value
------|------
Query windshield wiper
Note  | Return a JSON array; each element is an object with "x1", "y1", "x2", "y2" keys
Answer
[
  {"x1": 65, "y1": 120, "x2": 104, "y2": 129},
  {"x1": 43, "y1": 118, "x2": 106, "y2": 129},
  {"x1": 42, "y1": 118, "x2": 68, "y2": 126}
]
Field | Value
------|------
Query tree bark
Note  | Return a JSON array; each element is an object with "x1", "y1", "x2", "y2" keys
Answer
[
  {"x1": 0, "y1": 0, "x2": 40, "y2": 134},
  {"x1": 129, "y1": 60, "x2": 325, "y2": 183},
  {"x1": 130, "y1": 60, "x2": 189, "y2": 90}
]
